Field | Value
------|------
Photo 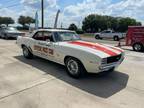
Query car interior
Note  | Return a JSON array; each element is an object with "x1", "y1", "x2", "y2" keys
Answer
[{"x1": 33, "y1": 31, "x2": 54, "y2": 42}]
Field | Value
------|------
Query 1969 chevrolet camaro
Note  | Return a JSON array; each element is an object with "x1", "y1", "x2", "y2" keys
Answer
[{"x1": 17, "y1": 29, "x2": 124, "y2": 78}]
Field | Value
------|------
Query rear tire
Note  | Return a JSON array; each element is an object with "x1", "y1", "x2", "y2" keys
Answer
[
  {"x1": 95, "y1": 35, "x2": 100, "y2": 39},
  {"x1": 22, "y1": 46, "x2": 33, "y2": 59},
  {"x1": 113, "y1": 36, "x2": 119, "y2": 41},
  {"x1": 133, "y1": 43, "x2": 144, "y2": 52},
  {"x1": 65, "y1": 57, "x2": 86, "y2": 78}
]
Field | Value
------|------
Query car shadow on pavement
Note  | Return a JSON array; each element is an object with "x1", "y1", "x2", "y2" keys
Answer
[
  {"x1": 14, "y1": 56, "x2": 129, "y2": 98},
  {"x1": 0, "y1": 38, "x2": 16, "y2": 40}
]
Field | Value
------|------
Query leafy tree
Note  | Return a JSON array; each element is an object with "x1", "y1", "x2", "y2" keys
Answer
[
  {"x1": 26, "y1": 16, "x2": 35, "y2": 26},
  {"x1": 0, "y1": 17, "x2": 14, "y2": 26},
  {"x1": 68, "y1": 23, "x2": 78, "y2": 31},
  {"x1": 82, "y1": 14, "x2": 142, "y2": 33},
  {"x1": 136, "y1": 22, "x2": 142, "y2": 26},
  {"x1": 18, "y1": 16, "x2": 35, "y2": 27},
  {"x1": 18, "y1": 16, "x2": 26, "y2": 27},
  {"x1": 117, "y1": 17, "x2": 141, "y2": 32},
  {"x1": 0, "y1": 17, "x2": 2, "y2": 25}
]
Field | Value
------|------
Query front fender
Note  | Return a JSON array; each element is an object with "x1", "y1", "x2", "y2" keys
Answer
[{"x1": 60, "y1": 47, "x2": 102, "y2": 72}]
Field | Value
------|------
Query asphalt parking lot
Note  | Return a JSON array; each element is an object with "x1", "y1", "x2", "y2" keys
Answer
[{"x1": 0, "y1": 38, "x2": 144, "y2": 108}]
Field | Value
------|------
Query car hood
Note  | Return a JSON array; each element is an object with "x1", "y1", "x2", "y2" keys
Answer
[
  {"x1": 7, "y1": 31, "x2": 23, "y2": 34},
  {"x1": 59, "y1": 40, "x2": 123, "y2": 58}
]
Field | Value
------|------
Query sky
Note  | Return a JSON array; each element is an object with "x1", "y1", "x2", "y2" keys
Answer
[{"x1": 0, "y1": 0, "x2": 144, "y2": 28}]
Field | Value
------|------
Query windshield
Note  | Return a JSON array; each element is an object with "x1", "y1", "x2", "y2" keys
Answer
[{"x1": 56, "y1": 32, "x2": 81, "y2": 41}]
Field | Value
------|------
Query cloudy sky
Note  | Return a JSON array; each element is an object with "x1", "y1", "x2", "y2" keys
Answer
[{"x1": 0, "y1": 0, "x2": 144, "y2": 28}]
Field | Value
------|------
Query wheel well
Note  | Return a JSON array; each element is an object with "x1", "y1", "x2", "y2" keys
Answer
[
  {"x1": 64, "y1": 56, "x2": 84, "y2": 66},
  {"x1": 64, "y1": 56, "x2": 73, "y2": 64},
  {"x1": 114, "y1": 35, "x2": 118, "y2": 38},
  {"x1": 64, "y1": 56, "x2": 87, "y2": 72},
  {"x1": 133, "y1": 42, "x2": 143, "y2": 47},
  {"x1": 21, "y1": 44, "x2": 26, "y2": 48},
  {"x1": 21, "y1": 44, "x2": 33, "y2": 53},
  {"x1": 95, "y1": 34, "x2": 100, "y2": 37}
]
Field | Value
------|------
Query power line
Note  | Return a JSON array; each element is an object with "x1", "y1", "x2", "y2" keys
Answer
[
  {"x1": 0, "y1": 0, "x2": 14, "y2": 2},
  {"x1": 0, "y1": 0, "x2": 18, "y2": 7},
  {"x1": 3, "y1": 0, "x2": 18, "y2": 4},
  {"x1": 0, "y1": 3, "x2": 21, "y2": 10}
]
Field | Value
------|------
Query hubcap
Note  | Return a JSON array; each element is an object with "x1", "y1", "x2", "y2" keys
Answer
[
  {"x1": 114, "y1": 37, "x2": 118, "y2": 41},
  {"x1": 23, "y1": 48, "x2": 29, "y2": 57},
  {"x1": 96, "y1": 36, "x2": 99, "y2": 39},
  {"x1": 134, "y1": 44, "x2": 141, "y2": 51},
  {"x1": 67, "y1": 59, "x2": 79, "y2": 75}
]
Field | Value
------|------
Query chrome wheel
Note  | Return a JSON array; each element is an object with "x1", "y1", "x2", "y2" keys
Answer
[
  {"x1": 65, "y1": 57, "x2": 86, "y2": 78},
  {"x1": 67, "y1": 59, "x2": 79, "y2": 75},
  {"x1": 23, "y1": 47, "x2": 29, "y2": 57},
  {"x1": 114, "y1": 36, "x2": 119, "y2": 41},
  {"x1": 134, "y1": 44, "x2": 142, "y2": 51},
  {"x1": 22, "y1": 46, "x2": 33, "y2": 59},
  {"x1": 95, "y1": 35, "x2": 100, "y2": 39}
]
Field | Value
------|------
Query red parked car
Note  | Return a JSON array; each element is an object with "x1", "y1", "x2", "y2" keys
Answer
[{"x1": 126, "y1": 26, "x2": 144, "y2": 52}]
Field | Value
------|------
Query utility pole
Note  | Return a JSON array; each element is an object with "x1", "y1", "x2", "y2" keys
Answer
[{"x1": 41, "y1": 0, "x2": 44, "y2": 28}]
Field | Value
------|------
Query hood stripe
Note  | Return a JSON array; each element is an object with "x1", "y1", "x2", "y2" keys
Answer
[
  {"x1": 68, "y1": 41, "x2": 118, "y2": 56},
  {"x1": 109, "y1": 47, "x2": 123, "y2": 53}
]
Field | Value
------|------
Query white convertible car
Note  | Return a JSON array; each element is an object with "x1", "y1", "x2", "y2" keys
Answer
[{"x1": 17, "y1": 29, "x2": 124, "y2": 78}]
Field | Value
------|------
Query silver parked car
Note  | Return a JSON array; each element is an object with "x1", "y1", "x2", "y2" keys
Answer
[
  {"x1": 0, "y1": 27, "x2": 25, "y2": 39},
  {"x1": 95, "y1": 30, "x2": 126, "y2": 41}
]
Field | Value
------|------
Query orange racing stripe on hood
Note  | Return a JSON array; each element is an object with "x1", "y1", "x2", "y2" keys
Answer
[
  {"x1": 109, "y1": 47, "x2": 123, "y2": 53},
  {"x1": 68, "y1": 41, "x2": 118, "y2": 56}
]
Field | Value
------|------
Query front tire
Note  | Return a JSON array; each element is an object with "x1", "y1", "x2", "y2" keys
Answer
[
  {"x1": 113, "y1": 36, "x2": 119, "y2": 41},
  {"x1": 95, "y1": 35, "x2": 100, "y2": 39},
  {"x1": 65, "y1": 57, "x2": 86, "y2": 78},
  {"x1": 22, "y1": 46, "x2": 33, "y2": 59},
  {"x1": 133, "y1": 43, "x2": 144, "y2": 52}
]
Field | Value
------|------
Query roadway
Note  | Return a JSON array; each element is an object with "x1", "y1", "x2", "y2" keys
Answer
[{"x1": 0, "y1": 39, "x2": 143, "y2": 108}]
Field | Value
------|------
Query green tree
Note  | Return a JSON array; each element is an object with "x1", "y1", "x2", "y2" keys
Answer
[
  {"x1": 26, "y1": 16, "x2": 35, "y2": 26},
  {"x1": 18, "y1": 16, "x2": 35, "y2": 27},
  {"x1": 118, "y1": 17, "x2": 141, "y2": 32},
  {"x1": 68, "y1": 23, "x2": 78, "y2": 31},
  {"x1": 0, "y1": 17, "x2": 2, "y2": 25},
  {"x1": 82, "y1": 14, "x2": 142, "y2": 33},
  {"x1": 0, "y1": 17, "x2": 14, "y2": 26},
  {"x1": 18, "y1": 16, "x2": 26, "y2": 27},
  {"x1": 82, "y1": 14, "x2": 108, "y2": 33},
  {"x1": 110, "y1": 17, "x2": 119, "y2": 31}
]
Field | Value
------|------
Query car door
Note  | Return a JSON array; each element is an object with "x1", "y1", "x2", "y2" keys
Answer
[
  {"x1": 101, "y1": 30, "x2": 107, "y2": 38},
  {"x1": 41, "y1": 31, "x2": 56, "y2": 61},
  {"x1": 101, "y1": 30, "x2": 111, "y2": 39},
  {"x1": 31, "y1": 31, "x2": 55, "y2": 61}
]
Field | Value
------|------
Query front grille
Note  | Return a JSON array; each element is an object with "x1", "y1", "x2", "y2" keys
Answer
[{"x1": 107, "y1": 54, "x2": 122, "y2": 64}]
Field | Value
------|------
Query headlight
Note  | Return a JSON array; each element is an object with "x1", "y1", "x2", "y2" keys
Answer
[{"x1": 101, "y1": 58, "x2": 107, "y2": 64}]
